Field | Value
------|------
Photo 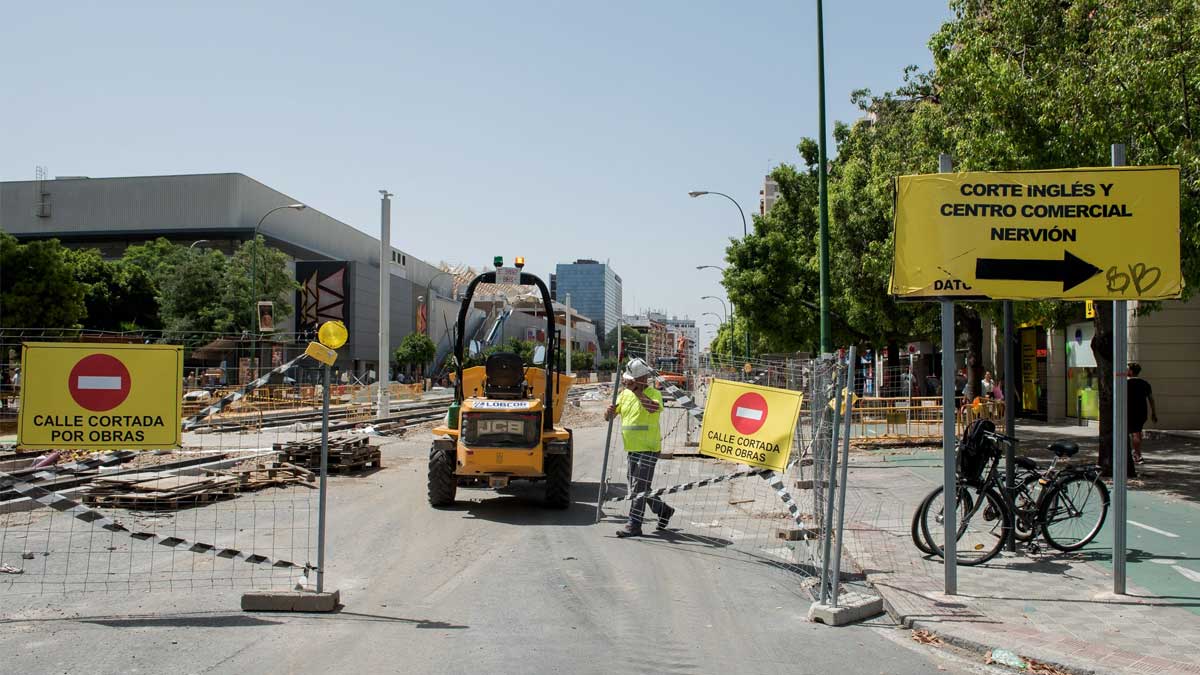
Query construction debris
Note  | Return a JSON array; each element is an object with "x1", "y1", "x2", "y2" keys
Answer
[
  {"x1": 275, "y1": 436, "x2": 382, "y2": 474},
  {"x1": 911, "y1": 629, "x2": 943, "y2": 646},
  {"x1": 83, "y1": 462, "x2": 314, "y2": 510}
]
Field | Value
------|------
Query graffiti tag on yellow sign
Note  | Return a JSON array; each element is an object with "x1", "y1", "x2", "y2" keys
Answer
[
  {"x1": 699, "y1": 379, "x2": 803, "y2": 471},
  {"x1": 17, "y1": 343, "x2": 183, "y2": 450},
  {"x1": 889, "y1": 166, "x2": 1181, "y2": 300}
]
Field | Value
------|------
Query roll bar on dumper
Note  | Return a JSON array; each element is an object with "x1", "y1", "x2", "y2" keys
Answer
[{"x1": 452, "y1": 267, "x2": 558, "y2": 431}]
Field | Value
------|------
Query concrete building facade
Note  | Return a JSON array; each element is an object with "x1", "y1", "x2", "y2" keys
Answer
[{"x1": 0, "y1": 173, "x2": 453, "y2": 378}]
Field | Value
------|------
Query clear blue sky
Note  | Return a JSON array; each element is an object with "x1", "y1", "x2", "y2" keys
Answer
[{"x1": 2, "y1": 1, "x2": 950, "y2": 348}]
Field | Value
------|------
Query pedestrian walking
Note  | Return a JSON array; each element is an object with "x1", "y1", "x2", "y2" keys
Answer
[
  {"x1": 1128, "y1": 362, "x2": 1157, "y2": 465},
  {"x1": 604, "y1": 357, "x2": 674, "y2": 538},
  {"x1": 981, "y1": 371, "x2": 996, "y2": 398}
]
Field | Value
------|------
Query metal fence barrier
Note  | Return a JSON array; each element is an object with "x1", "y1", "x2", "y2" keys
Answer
[{"x1": 0, "y1": 329, "x2": 381, "y2": 597}]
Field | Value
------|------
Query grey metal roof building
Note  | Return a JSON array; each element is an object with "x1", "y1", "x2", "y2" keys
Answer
[{"x1": 0, "y1": 172, "x2": 453, "y2": 374}]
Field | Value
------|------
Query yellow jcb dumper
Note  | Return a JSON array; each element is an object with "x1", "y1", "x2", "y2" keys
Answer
[{"x1": 428, "y1": 259, "x2": 574, "y2": 508}]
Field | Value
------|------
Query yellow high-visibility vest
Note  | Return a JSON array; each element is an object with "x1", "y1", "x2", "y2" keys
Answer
[{"x1": 616, "y1": 386, "x2": 662, "y2": 452}]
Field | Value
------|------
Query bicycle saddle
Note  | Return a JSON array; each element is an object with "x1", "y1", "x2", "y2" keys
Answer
[
  {"x1": 1015, "y1": 456, "x2": 1038, "y2": 470},
  {"x1": 1049, "y1": 440, "x2": 1079, "y2": 457}
]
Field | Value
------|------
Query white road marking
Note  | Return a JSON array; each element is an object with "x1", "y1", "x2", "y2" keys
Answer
[
  {"x1": 735, "y1": 407, "x2": 763, "y2": 420},
  {"x1": 1172, "y1": 565, "x2": 1200, "y2": 583},
  {"x1": 77, "y1": 376, "x2": 123, "y2": 390},
  {"x1": 1128, "y1": 520, "x2": 1180, "y2": 538}
]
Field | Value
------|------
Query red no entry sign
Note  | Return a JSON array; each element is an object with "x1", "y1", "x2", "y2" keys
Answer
[
  {"x1": 68, "y1": 354, "x2": 131, "y2": 412},
  {"x1": 730, "y1": 391, "x2": 768, "y2": 435}
]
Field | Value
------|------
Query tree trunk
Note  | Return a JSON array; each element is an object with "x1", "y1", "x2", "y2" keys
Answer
[
  {"x1": 886, "y1": 338, "x2": 901, "y2": 397},
  {"x1": 1091, "y1": 301, "x2": 1114, "y2": 474},
  {"x1": 961, "y1": 308, "x2": 984, "y2": 402}
]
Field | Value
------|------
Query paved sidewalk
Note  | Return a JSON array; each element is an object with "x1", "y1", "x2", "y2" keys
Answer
[{"x1": 838, "y1": 450, "x2": 1200, "y2": 675}]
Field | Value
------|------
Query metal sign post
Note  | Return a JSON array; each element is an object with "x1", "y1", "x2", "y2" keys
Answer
[
  {"x1": 938, "y1": 153, "x2": 958, "y2": 595},
  {"x1": 317, "y1": 362, "x2": 331, "y2": 593},
  {"x1": 1003, "y1": 300, "x2": 1017, "y2": 553},
  {"x1": 829, "y1": 346, "x2": 856, "y2": 607},
  {"x1": 1111, "y1": 143, "x2": 1128, "y2": 595},
  {"x1": 594, "y1": 370, "x2": 622, "y2": 523}
]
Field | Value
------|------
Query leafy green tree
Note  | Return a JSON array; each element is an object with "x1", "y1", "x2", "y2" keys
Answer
[
  {"x1": 64, "y1": 248, "x2": 161, "y2": 331},
  {"x1": 0, "y1": 233, "x2": 87, "y2": 328},
  {"x1": 724, "y1": 154, "x2": 823, "y2": 353},
  {"x1": 223, "y1": 236, "x2": 298, "y2": 333},
  {"x1": 158, "y1": 249, "x2": 235, "y2": 335},
  {"x1": 121, "y1": 237, "x2": 187, "y2": 291},
  {"x1": 605, "y1": 324, "x2": 646, "y2": 358},
  {"x1": 394, "y1": 332, "x2": 437, "y2": 371}
]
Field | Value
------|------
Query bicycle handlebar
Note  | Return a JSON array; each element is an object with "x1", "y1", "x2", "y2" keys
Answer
[{"x1": 982, "y1": 430, "x2": 1019, "y2": 445}]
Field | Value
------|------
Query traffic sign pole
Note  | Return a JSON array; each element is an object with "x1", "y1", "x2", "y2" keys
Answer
[
  {"x1": 317, "y1": 363, "x2": 331, "y2": 593},
  {"x1": 939, "y1": 153, "x2": 958, "y2": 596},
  {"x1": 1112, "y1": 143, "x2": 1128, "y2": 595},
  {"x1": 1003, "y1": 300, "x2": 1017, "y2": 553}
]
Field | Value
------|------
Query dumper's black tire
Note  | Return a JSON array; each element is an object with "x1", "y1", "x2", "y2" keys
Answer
[
  {"x1": 544, "y1": 433, "x2": 572, "y2": 509},
  {"x1": 427, "y1": 445, "x2": 457, "y2": 507}
]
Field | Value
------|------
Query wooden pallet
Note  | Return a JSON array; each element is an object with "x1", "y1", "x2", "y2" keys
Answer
[{"x1": 83, "y1": 462, "x2": 315, "y2": 510}]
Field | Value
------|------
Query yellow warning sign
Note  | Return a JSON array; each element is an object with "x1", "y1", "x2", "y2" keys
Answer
[
  {"x1": 304, "y1": 341, "x2": 337, "y2": 366},
  {"x1": 699, "y1": 379, "x2": 803, "y2": 471},
  {"x1": 17, "y1": 343, "x2": 183, "y2": 450},
  {"x1": 889, "y1": 166, "x2": 1181, "y2": 300}
]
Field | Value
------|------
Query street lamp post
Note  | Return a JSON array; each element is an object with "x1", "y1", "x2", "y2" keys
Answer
[
  {"x1": 701, "y1": 311, "x2": 730, "y2": 363},
  {"x1": 188, "y1": 239, "x2": 211, "y2": 251},
  {"x1": 688, "y1": 191, "x2": 747, "y2": 237},
  {"x1": 691, "y1": 193, "x2": 752, "y2": 360},
  {"x1": 815, "y1": 0, "x2": 832, "y2": 354},
  {"x1": 250, "y1": 203, "x2": 305, "y2": 379},
  {"x1": 701, "y1": 295, "x2": 728, "y2": 325}
]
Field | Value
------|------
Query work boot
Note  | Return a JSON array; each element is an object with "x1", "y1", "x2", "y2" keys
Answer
[
  {"x1": 657, "y1": 506, "x2": 675, "y2": 531},
  {"x1": 615, "y1": 525, "x2": 643, "y2": 538}
]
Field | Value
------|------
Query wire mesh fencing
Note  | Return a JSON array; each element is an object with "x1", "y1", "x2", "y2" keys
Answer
[
  {"x1": 597, "y1": 343, "x2": 843, "y2": 592},
  {"x1": 0, "y1": 328, "x2": 398, "y2": 597}
]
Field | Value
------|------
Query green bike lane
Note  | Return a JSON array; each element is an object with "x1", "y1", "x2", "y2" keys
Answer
[{"x1": 874, "y1": 448, "x2": 1200, "y2": 616}]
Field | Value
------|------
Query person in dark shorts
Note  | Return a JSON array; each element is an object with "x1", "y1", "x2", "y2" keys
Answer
[{"x1": 1128, "y1": 363, "x2": 1157, "y2": 464}]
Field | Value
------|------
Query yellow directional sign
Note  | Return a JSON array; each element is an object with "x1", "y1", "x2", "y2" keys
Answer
[
  {"x1": 699, "y1": 379, "x2": 803, "y2": 471},
  {"x1": 18, "y1": 343, "x2": 183, "y2": 450},
  {"x1": 889, "y1": 166, "x2": 1181, "y2": 300}
]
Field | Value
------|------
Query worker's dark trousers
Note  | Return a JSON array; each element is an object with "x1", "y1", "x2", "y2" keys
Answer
[{"x1": 627, "y1": 452, "x2": 668, "y2": 530}]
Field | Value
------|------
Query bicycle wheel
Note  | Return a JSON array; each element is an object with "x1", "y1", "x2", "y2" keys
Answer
[
  {"x1": 920, "y1": 484, "x2": 1008, "y2": 565},
  {"x1": 1012, "y1": 473, "x2": 1041, "y2": 542},
  {"x1": 911, "y1": 488, "x2": 939, "y2": 555},
  {"x1": 1039, "y1": 473, "x2": 1110, "y2": 551}
]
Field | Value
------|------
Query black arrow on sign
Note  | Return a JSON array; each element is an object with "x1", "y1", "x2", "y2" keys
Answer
[{"x1": 974, "y1": 250, "x2": 1103, "y2": 292}]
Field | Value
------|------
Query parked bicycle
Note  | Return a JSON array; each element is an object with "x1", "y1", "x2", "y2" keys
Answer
[{"x1": 910, "y1": 420, "x2": 1110, "y2": 565}]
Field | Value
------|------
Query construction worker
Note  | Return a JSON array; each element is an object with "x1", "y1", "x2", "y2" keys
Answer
[{"x1": 605, "y1": 357, "x2": 674, "y2": 537}]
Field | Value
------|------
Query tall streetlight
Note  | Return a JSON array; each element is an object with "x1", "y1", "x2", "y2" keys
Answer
[
  {"x1": 695, "y1": 256, "x2": 751, "y2": 360},
  {"x1": 250, "y1": 203, "x2": 305, "y2": 378},
  {"x1": 700, "y1": 295, "x2": 728, "y2": 325},
  {"x1": 688, "y1": 191, "x2": 747, "y2": 237},
  {"x1": 815, "y1": 0, "x2": 832, "y2": 354},
  {"x1": 188, "y1": 239, "x2": 211, "y2": 251},
  {"x1": 701, "y1": 311, "x2": 730, "y2": 362}
]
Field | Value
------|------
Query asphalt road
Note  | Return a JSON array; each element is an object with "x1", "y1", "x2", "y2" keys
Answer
[{"x1": 0, "y1": 413, "x2": 985, "y2": 675}]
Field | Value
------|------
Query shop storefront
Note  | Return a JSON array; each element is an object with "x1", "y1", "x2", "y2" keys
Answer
[
  {"x1": 1018, "y1": 326, "x2": 1048, "y2": 419},
  {"x1": 1065, "y1": 321, "x2": 1099, "y2": 421}
]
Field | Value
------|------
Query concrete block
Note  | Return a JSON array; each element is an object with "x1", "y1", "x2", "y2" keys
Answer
[
  {"x1": 808, "y1": 593, "x2": 884, "y2": 626},
  {"x1": 775, "y1": 527, "x2": 821, "y2": 541},
  {"x1": 241, "y1": 589, "x2": 340, "y2": 613},
  {"x1": 793, "y1": 479, "x2": 829, "y2": 490}
]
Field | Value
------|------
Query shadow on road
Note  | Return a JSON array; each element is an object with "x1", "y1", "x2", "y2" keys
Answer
[{"x1": 443, "y1": 480, "x2": 601, "y2": 526}]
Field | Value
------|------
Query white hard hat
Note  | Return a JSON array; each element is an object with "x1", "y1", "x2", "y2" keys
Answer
[{"x1": 623, "y1": 357, "x2": 653, "y2": 381}]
